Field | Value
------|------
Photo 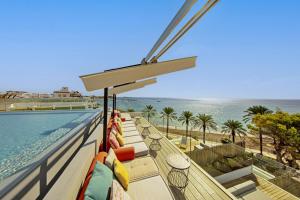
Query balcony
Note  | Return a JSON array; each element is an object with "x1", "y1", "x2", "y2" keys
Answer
[{"x1": 134, "y1": 115, "x2": 235, "y2": 200}]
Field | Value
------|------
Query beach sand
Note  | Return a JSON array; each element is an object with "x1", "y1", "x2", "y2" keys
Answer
[{"x1": 156, "y1": 126, "x2": 276, "y2": 158}]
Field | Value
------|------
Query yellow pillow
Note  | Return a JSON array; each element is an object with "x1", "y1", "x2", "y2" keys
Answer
[
  {"x1": 117, "y1": 120, "x2": 123, "y2": 135},
  {"x1": 114, "y1": 160, "x2": 129, "y2": 190},
  {"x1": 116, "y1": 133, "x2": 125, "y2": 146}
]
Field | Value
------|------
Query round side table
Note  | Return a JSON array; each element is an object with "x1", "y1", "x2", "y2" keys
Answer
[
  {"x1": 135, "y1": 116, "x2": 141, "y2": 125},
  {"x1": 148, "y1": 133, "x2": 163, "y2": 151},
  {"x1": 166, "y1": 154, "x2": 190, "y2": 193},
  {"x1": 141, "y1": 124, "x2": 151, "y2": 137}
]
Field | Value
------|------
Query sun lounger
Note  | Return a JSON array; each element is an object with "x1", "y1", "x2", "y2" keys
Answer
[
  {"x1": 123, "y1": 130, "x2": 140, "y2": 137},
  {"x1": 124, "y1": 142, "x2": 149, "y2": 157},
  {"x1": 126, "y1": 175, "x2": 174, "y2": 200},
  {"x1": 123, "y1": 121, "x2": 135, "y2": 126},
  {"x1": 124, "y1": 135, "x2": 144, "y2": 144},
  {"x1": 123, "y1": 123, "x2": 136, "y2": 128},
  {"x1": 180, "y1": 136, "x2": 188, "y2": 149},
  {"x1": 123, "y1": 156, "x2": 159, "y2": 182},
  {"x1": 124, "y1": 126, "x2": 137, "y2": 132},
  {"x1": 120, "y1": 113, "x2": 132, "y2": 121}
]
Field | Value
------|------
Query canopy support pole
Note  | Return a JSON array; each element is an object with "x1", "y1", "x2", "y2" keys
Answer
[
  {"x1": 113, "y1": 94, "x2": 117, "y2": 111},
  {"x1": 103, "y1": 87, "x2": 108, "y2": 152}
]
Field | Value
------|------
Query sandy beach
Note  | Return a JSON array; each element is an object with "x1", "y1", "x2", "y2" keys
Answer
[{"x1": 156, "y1": 125, "x2": 276, "y2": 158}]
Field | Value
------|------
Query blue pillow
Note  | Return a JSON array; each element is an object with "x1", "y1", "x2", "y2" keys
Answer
[{"x1": 84, "y1": 162, "x2": 113, "y2": 200}]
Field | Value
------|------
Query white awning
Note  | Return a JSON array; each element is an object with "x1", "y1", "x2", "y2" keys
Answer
[
  {"x1": 80, "y1": 56, "x2": 196, "y2": 91},
  {"x1": 108, "y1": 78, "x2": 157, "y2": 95}
]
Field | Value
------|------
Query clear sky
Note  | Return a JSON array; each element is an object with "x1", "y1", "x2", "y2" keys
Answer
[{"x1": 0, "y1": 0, "x2": 299, "y2": 99}]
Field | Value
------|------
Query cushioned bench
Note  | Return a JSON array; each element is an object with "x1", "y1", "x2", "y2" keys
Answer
[
  {"x1": 124, "y1": 142, "x2": 149, "y2": 157},
  {"x1": 124, "y1": 135, "x2": 144, "y2": 145},
  {"x1": 126, "y1": 175, "x2": 174, "y2": 200},
  {"x1": 120, "y1": 113, "x2": 132, "y2": 121},
  {"x1": 79, "y1": 150, "x2": 174, "y2": 200},
  {"x1": 123, "y1": 130, "x2": 140, "y2": 137},
  {"x1": 124, "y1": 126, "x2": 137, "y2": 132},
  {"x1": 123, "y1": 156, "x2": 159, "y2": 182},
  {"x1": 123, "y1": 123, "x2": 136, "y2": 129}
]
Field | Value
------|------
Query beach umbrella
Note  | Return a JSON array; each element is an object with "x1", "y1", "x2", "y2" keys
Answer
[
  {"x1": 79, "y1": 0, "x2": 220, "y2": 151},
  {"x1": 80, "y1": 57, "x2": 196, "y2": 151}
]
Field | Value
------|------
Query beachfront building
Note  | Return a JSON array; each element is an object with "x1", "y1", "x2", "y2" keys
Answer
[
  {"x1": 53, "y1": 87, "x2": 82, "y2": 98},
  {"x1": 53, "y1": 87, "x2": 71, "y2": 98}
]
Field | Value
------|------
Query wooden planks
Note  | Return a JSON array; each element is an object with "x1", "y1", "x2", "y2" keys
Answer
[{"x1": 136, "y1": 117, "x2": 235, "y2": 200}]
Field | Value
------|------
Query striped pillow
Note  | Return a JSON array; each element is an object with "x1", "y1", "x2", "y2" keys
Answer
[{"x1": 109, "y1": 134, "x2": 120, "y2": 149}]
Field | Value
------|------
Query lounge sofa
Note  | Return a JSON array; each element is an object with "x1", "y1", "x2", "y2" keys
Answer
[
  {"x1": 108, "y1": 114, "x2": 149, "y2": 158},
  {"x1": 78, "y1": 151, "x2": 174, "y2": 200}
]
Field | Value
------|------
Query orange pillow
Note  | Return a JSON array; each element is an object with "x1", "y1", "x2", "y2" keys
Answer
[{"x1": 114, "y1": 147, "x2": 135, "y2": 161}]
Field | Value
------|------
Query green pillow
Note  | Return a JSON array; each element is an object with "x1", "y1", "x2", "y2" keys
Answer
[{"x1": 84, "y1": 162, "x2": 113, "y2": 200}]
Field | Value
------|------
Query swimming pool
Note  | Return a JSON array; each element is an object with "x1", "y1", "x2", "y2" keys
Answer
[{"x1": 0, "y1": 110, "x2": 99, "y2": 181}]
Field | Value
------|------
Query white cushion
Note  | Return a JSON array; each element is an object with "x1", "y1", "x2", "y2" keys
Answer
[
  {"x1": 124, "y1": 127, "x2": 137, "y2": 132},
  {"x1": 127, "y1": 176, "x2": 174, "y2": 200},
  {"x1": 123, "y1": 157, "x2": 159, "y2": 182},
  {"x1": 105, "y1": 148, "x2": 117, "y2": 169},
  {"x1": 124, "y1": 135, "x2": 143, "y2": 145},
  {"x1": 123, "y1": 124, "x2": 136, "y2": 128},
  {"x1": 123, "y1": 130, "x2": 140, "y2": 137},
  {"x1": 124, "y1": 142, "x2": 148, "y2": 157}
]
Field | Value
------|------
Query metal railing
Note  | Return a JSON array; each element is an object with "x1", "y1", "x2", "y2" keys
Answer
[{"x1": 0, "y1": 111, "x2": 103, "y2": 200}]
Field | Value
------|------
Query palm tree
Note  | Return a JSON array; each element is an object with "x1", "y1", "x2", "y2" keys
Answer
[
  {"x1": 178, "y1": 111, "x2": 194, "y2": 156},
  {"x1": 160, "y1": 111, "x2": 165, "y2": 132},
  {"x1": 222, "y1": 120, "x2": 246, "y2": 143},
  {"x1": 142, "y1": 105, "x2": 156, "y2": 122},
  {"x1": 193, "y1": 114, "x2": 217, "y2": 144},
  {"x1": 243, "y1": 105, "x2": 272, "y2": 122},
  {"x1": 243, "y1": 105, "x2": 272, "y2": 155},
  {"x1": 161, "y1": 107, "x2": 177, "y2": 138}
]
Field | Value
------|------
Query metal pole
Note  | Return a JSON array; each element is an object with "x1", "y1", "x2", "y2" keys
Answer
[
  {"x1": 112, "y1": 94, "x2": 115, "y2": 111},
  {"x1": 114, "y1": 94, "x2": 117, "y2": 110},
  {"x1": 142, "y1": 0, "x2": 197, "y2": 63},
  {"x1": 112, "y1": 94, "x2": 115, "y2": 116},
  {"x1": 103, "y1": 88, "x2": 108, "y2": 152},
  {"x1": 152, "y1": 0, "x2": 219, "y2": 62}
]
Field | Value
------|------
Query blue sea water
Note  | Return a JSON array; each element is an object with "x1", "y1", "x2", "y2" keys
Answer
[
  {"x1": 0, "y1": 110, "x2": 97, "y2": 181},
  {"x1": 111, "y1": 97, "x2": 300, "y2": 129}
]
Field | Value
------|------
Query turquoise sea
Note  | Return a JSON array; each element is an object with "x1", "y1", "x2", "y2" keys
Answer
[
  {"x1": 110, "y1": 97, "x2": 300, "y2": 129},
  {"x1": 0, "y1": 110, "x2": 97, "y2": 181}
]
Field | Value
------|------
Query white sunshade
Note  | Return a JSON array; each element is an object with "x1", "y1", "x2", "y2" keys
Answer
[
  {"x1": 108, "y1": 78, "x2": 157, "y2": 96},
  {"x1": 80, "y1": 56, "x2": 196, "y2": 91}
]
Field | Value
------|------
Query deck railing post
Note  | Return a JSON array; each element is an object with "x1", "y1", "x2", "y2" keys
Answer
[
  {"x1": 103, "y1": 88, "x2": 108, "y2": 152},
  {"x1": 114, "y1": 94, "x2": 117, "y2": 110}
]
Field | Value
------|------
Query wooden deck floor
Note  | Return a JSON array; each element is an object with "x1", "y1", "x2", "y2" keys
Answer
[
  {"x1": 136, "y1": 117, "x2": 235, "y2": 200},
  {"x1": 222, "y1": 174, "x2": 299, "y2": 200}
]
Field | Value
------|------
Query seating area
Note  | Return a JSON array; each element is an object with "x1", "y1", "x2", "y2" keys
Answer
[
  {"x1": 77, "y1": 111, "x2": 174, "y2": 200},
  {"x1": 44, "y1": 111, "x2": 236, "y2": 200}
]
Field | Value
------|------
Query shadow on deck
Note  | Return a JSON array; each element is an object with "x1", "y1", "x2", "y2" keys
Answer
[{"x1": 136, "y1": 117, "x2": 235, "y2": 200}]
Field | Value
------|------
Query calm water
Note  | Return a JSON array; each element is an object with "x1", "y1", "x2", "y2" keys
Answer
[
  {"x1": 110, "y1": 97, "x2": 300, "y2": 129},
  {"x1": 0, "y1": 110, "x2": 97, "y2": 181}
]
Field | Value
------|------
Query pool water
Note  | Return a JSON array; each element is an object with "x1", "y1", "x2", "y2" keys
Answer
[{"x1": 0, "y1": 110, "x2": 98, "y2": 181}]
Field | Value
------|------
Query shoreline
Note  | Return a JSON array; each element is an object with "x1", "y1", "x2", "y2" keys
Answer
[{"x1": 155, "y1": 125, "x2": 276, "y2": 156}]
